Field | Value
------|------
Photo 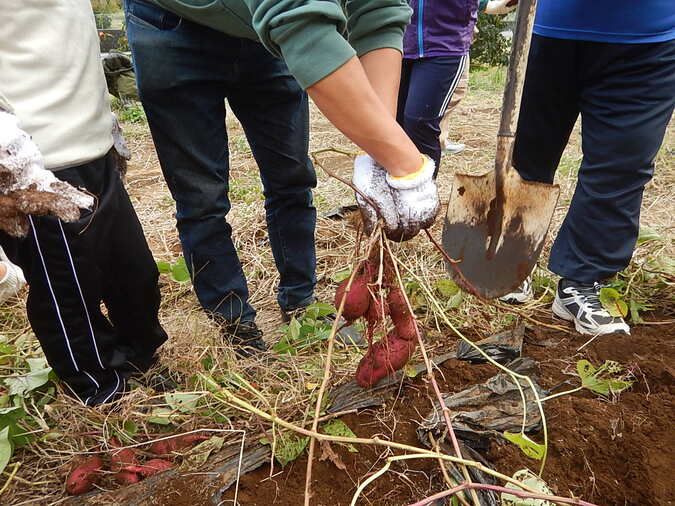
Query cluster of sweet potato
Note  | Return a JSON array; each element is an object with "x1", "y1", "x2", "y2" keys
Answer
[
  {"x1": 334, "y1": 248, "x2": 419, "y2": 388},
  {"x1": 65, "y1": 434, "x2": 209, "y2": 495}
]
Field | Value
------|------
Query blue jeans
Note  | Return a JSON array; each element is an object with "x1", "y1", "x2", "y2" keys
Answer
[
  {"x1": 513, "y1": 35, "x2": 675, "y2": 283},
  {"x1": 125, "y1": 0, "x2": 317, "y2": 323}
]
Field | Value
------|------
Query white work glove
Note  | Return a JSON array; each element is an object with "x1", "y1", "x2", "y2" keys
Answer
[
  {"x1": 353, "y1": 155, "x2": 440, "y2": 241},
  {"x1": 485, "y1": 0, "x2": 518, "y2": 15},
  {"x1": 0, "y1": 111, "x2": 94, "y2": 236},
  {"x1": 0, "y1": 248, "x2": 26, "y2": 304}
]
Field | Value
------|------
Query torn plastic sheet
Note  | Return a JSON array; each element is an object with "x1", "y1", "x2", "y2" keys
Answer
[
  {"x1": 456, "y1": 325, "x2": 524, "y2": 365},
  {"x1": 418, "y1": 359, "x2": 545, "y2": 451}
]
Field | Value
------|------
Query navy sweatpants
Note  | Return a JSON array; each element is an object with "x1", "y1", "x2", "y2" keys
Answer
[
  {"x1": 513, "y1": 35, "x2": 675, "y2": 283},
  {"x1": 398, "y1": 55, "x2": 468, "y2": 175}
]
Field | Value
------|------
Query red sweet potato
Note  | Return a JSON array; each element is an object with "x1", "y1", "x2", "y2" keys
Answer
[
  {"x1": 387, "y1": 288, "x2": 412, "y2": 324},
  {"x1": 113, "y1": 470, "x2": 142, "y2": 485},
  {"x1": 149, "y1": 434, "x2": 210, "y2": 456},
  {"x1": 109, "y1": 437, "x2": 139, "y2": 472},
  {"x1": 334, "y1": 275, "x2": 371, "y2": 321},
  {"x1": 355, "y1": 332, "x2": 417, "y2": 388},
  {"x1": 123, "y1": 458, "x2": 174, "y2": 477},
  {"x1": 365, "y1": 295, "x2": 389, "y2": 324},
  {"x1": 393, "y1": 313, "x2": 418, "y2": 341},
  {"x1": 65, "y1": 455, "x2": 104, "y2": 495}
]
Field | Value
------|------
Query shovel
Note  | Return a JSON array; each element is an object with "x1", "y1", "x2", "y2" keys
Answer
[{"x1": 441, "y1": 0, "x2": 559, "y2": 299}]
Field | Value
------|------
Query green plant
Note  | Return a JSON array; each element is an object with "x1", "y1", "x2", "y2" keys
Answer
[
  {"x1": 156, "y1": 256, "x2": 191, "y2": 283},
  {"x1": 472, "y1": 12, "x2": 512, "y2": 67},
  {"x1": 0, "y1": 341, "x2": 58, "y2": 475},
  {"x1": 95, "y1": 13, "x2": 112, "y2": 29},
  {"x1": 117, "y1": 103, "x2": 147, "y2": 124},
  {"x1": 273, "y1": 302, "x2": 336, "y2": 355}
]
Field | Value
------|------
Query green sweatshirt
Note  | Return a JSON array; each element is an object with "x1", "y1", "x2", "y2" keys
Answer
[{"x1": 151, "y1": 0, "x2": 411, "y2": 89}]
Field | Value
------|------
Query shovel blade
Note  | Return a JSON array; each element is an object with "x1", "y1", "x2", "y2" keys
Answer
[{"x1": 442, "y1": 170, "x2": 559, "y2": 299}]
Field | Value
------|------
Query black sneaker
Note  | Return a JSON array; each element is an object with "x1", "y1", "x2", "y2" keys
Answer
[
  {"x1": 552, "y1": 279, "x2": 630, "y2": 336},
  {"x1": 223, "y1": 320, "x2": 268, "y2": 358},
  {"x1": 125, "y1": 354, "x2": 178, "y2": 393},
  {"x1": 280, "y1": 306, "x2": 365, "y2": 347}
]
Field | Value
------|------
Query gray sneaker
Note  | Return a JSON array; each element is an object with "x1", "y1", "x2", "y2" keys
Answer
[
  {"x1": 443, "y1": 140, "x2": 466, "y2": 154},
  {"x1": 499, "y1": 276, "x2": 533, "y2": 304},
  {"x1": 552, "y1": 279, "x2": 630, "y2": 336}
]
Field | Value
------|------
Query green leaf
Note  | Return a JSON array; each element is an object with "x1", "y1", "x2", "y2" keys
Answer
[
  {"x1": 148, "y1": 407, "x2": 176, "y2": 425},
  {"x1": 5, "y1": 358, "x2": 52, "y2": 397},
  {"x1": 0, "y1": 426, "x2": 12, "y2": 475},
  {"x1": 331, "y1": 269, "x2": 351, "y2": 283},
  {"x1": 288, "y1": 318, "x2": 301, "y2": 341},
  {"x1": 321, "y1": 420, "x2": 358, "y2": 453},
  {"x1": 576, "y1": 360, "x2": 633, "y2": 396},
  {"x1": 123, "y1": 419, "x2": 138, "y2": 436},
  {"x1": 165, "y1": 392, "x2": 201, "y2": 414},
  {"x1": 598, "y1": 287, "x2": 628, "y2": 318},
  {"x1": 503, "y1": 432, "x2": 545, "y2": 460},
  {"x1": 274, "y1": 433, "x2": 309, "y2": 467},
  {"x1": 170, "y1": 257, "x2": 191, "y2": 283},
  {"x1": 637, "y1": 226, "x2": 662, "y2": 245},
  {"x1": 434, "y1": 279, "x2": 460, "y2": 299},
  {"x1": 156, "y1": 260, "x2": 171, "y2": 274},
  {"x1": 501, "y1": 468, "x2": 553, "y2": 505},
  {"x1": 306, "y1": 302, "x2": 336, "y2": 319},
  {"x1": 629, "y1": 299, "x2": 646, "y2": 325},
  {"x1": 179, "y1": 436, "x2": 223, "y2": 471},
  {"x1": 201, "y1": 354, "x2": 214, "y2": 371}
]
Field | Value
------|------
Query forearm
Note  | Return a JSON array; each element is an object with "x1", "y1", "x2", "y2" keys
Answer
[
  {"x1": 307, "y1": 57, "x2": 420, "y2": 177},
  {"x1": 359, "y1": 48, "x2": 401, "y2": 117}
]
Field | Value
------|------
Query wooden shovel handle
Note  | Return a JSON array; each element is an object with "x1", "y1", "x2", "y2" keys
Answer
[{"x1": 488, "y1": 0, "x2": 537, "y2": 259}]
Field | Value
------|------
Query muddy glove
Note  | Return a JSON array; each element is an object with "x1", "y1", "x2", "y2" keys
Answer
[
  {"x1": 353, "y1": 155, "x2": 400, "y2": 237},
  {"x1": 385, "y1": 155, "x2": 440, "y2": 241},
  {"x1": 0, "y1": 248, "x2": 25, "y2": 304},
  {"x1": 485, "y1": 0, "x2": 518, "y2": 15},
  {"x1": 0, "y1": 111, "x2": 94, "y2": 236},
  {"x1": 353, "y1": 155, "x2": 439, "y2": 241}
]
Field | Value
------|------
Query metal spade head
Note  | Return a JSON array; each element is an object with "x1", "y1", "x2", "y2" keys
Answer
[{"x1": 442, "y1": 168, "x2": 559, "y2": 299}]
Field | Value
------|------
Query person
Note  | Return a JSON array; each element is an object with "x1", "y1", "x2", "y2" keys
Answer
[
  {"x1": 0, "y1": 247, "x2": 25, "y2": 304},
  {"x1": 0, "y1": 0, "x2": 169, "y2": 405},
  {"x1": 398, "y1": 0, "x2": 517, "y2": 173},
  {"x1": 439, "y1": 0, "x2": 519, "y2": 155},
  {"x1": 125, "y1": 0, "x2": 440, "y2": 355},
  {"x1": 506, "y1": 0, "x2": 675, "y2": 335}
]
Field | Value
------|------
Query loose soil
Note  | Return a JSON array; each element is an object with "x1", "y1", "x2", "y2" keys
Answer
[{"x1": 87, "y1": 319, "x2": 674, "y2": 506}]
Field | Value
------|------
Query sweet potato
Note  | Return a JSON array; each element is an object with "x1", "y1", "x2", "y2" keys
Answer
[
  {"x1": 355, "y1": 332, "x2": 417, "y2": 388},
  {"x1": 149, "y1": 434, "x2": 210, "y2": 456},
  {"x1": 334, "y1": 275, "x2": 371, "y2": 321},
  {"x1": 393, "y1": 313, "x2": 418, "y2": 341},
  {"x1": 65, "y1": 455, "x2": 104, "y2": 495},
  {"x1": 113, "y1": 470, "x2": 142, "y2": 485},
  {"x1": 109, "y1": 437, "x2": 139, "y2": 472},
  {"x1": 123, "y1": 458, "x2": 174, "y2": 477},
  {"x1": 365, "y1": 295, "x2": 388, "y2": 324},
  {"x1": 387, "y1": 288, "x2": 412, "y2": 324}
]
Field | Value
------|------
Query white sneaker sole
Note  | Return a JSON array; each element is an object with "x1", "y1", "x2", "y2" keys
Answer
[{"x1": 552, "y1": 297, "x2": 630, "y2": 336}]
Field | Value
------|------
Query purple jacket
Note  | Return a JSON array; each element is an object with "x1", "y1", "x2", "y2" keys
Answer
[{"x1": 403, "y1": 0, "x2": 478, "y2": 59}]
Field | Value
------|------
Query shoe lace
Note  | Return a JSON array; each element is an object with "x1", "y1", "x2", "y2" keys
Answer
[{"x1": 573, "y1": 282, "x2": 609, "y2": 314}]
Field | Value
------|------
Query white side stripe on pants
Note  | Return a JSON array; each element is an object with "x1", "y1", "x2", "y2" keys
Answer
[
  {"x1": 58, "y1": 220, "x2": 104, "y2": 369},
  {"x1": 28, "y1": 216, "x2": 80, "y2": 372},
  {"x1": 438, "y1": 54, "x2": 468, "y2": 117}
]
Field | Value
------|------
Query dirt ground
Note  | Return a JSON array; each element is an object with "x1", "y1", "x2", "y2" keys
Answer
[{"x1": 99, "y1": 320, "x2": 670, "y2": 506}]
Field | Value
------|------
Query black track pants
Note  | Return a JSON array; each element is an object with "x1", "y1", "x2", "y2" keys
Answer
[{"x1": 1, "y1": 151, "x2": 167, "y2": 405}]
